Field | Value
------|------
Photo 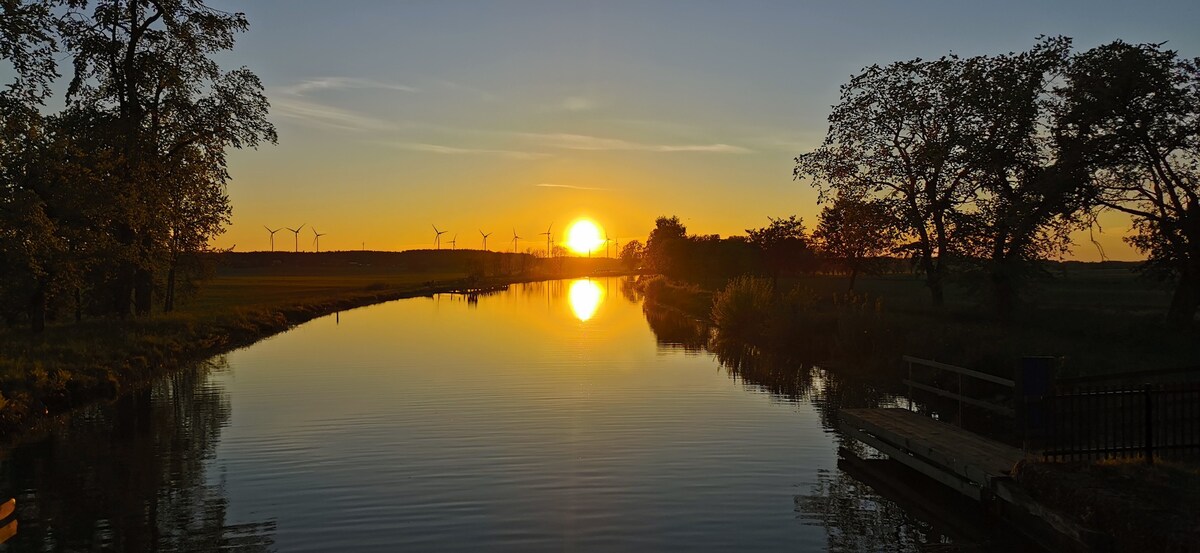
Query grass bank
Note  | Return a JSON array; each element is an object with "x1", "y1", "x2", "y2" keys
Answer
[
  {"x1": 635, "y1": 265, "x2": 1200, "y2": 380},
  {"x1": 0, "y1": 250, "x2": 627, "y2": 439},
  {"x1": 1014, "y1": 459, "x2": 1200, "y2": 550}
]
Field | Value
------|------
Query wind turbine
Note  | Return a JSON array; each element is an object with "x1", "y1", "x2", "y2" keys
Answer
[
  {"x1": 312, "y1": 227, "x2": 327, "y2": 252},
  {"x1": 512, "y1": 228, "x2": 521, "y2": 253},
  {"x1": 432, "y1": 225, "x2": 447, "y2": 249},
  {"x1": 448, "y1": 233, "x2": 457, "y2": 250},
  {"x1": 264, "y1": 226, "x2": 282, "y2": 252},
  {"x1": 605, "y1": 231, "x2": 614, "y2": 258},
  {"x1": 539, "y1": 223, "x2": 554, "y2": 257},
  {"x1": 480, "y1": 230, "x2": 492, "y2": 251},
  {"x1": 286, "y1": 224, "x2": 305, "y2": 252}
]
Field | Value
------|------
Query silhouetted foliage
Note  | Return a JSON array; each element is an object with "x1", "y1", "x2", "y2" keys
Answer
[
  {"x1": 1058, "y1": 40, "x2": 1200, "y2": 325},
  {"x1": 796, "y1": 37, "x2": 1180, "y2": 319},
  {"x1": 0, "y1": 0, "x2": 274, "y2": 330},
  {"x1": 746, "y1": 215, "x2": 816, "y2": 285},
  {"x1": 954, "y1": 37, "x2": 1090, "y2": 319},
  {"x1": 813, "y1": 196, "x2": 897, "y2": 291},
  {"x1": 645, "y1": 215, "x2": 688, "y2": 276},
  {"x1": 796, "y1": 54, "x2": 980, "y2": 306},
  {"x1": 619, "y1": 239, "x2": 644, "y2": 270}
]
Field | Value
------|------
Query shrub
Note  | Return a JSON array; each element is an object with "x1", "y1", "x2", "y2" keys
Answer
[{"x1": 711, "y1": 276, "x2": 775, "y2": 341}]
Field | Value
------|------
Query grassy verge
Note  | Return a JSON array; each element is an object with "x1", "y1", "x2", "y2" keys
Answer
[
  {"x1": 0, "y1": 251, "x2": 628, "y2": 439},
  {"x1": 1014, "y1": 459, "x2": 1200, "y2": 550},
  {"x1": 634, "y1": 267, "x2": 1200, "y2": 380}
]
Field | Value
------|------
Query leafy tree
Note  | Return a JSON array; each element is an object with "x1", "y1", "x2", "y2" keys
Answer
[
  {"x1": 646, "y1": 216, "x2": 687, "y2": 277},
  {"x1": 0, "y1": 0, "x2": 61, "y2": 330},
  {"x1": 746, "y1": 215, "x2": 815, "y2": 285},
  {"x1": 796, "y1": 55, "x2": 981, "y2": 306},
  {"x1": 1058, "y1": 41, "x2": 1200, "y2": 324},
  {"x1": 814, "y1": 197, "x2": 897, "y2": 291},
  {"x1": 619, "y1": 239, "x2": 645, "y2": 270},
  {"x1": 58, "y1": 0, "x2": 276, "y2": 317},
  {"x1": 955, "y1": 37, "x2": 1089, "y2": 318}
]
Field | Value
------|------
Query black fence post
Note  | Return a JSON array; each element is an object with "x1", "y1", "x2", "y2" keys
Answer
[
  {"x1": 1144, "y1": 385, "x2": 1154, "y2": 465},
  {"x1": 1018, "y1": 356, "x2": 1056, "y2": 453}
]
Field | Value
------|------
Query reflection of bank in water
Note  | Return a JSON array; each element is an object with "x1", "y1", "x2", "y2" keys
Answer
[{"x1": 0, "y1": 357, "x2": 276, "y2": 551}]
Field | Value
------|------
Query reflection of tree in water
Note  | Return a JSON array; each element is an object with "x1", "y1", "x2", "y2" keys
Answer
[
  {"x1": 618, "y1": 276, "x2": 642, "y2": 304},
  {"x1": 2, "y1": 356, "x2": 275, "y2": 552},
  {"x1": 642, "y1": 300, "x2": 997, "y2": 552},
  {"x1": 796, "y1": 468, "x2": 950, "y2": 553},
  {"x1": 641, "y1": 303, "x2": 710, "y2": 353}
]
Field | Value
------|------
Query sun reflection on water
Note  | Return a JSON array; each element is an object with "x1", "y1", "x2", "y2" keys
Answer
[{"x1": 568, "y1": 279, "x2": 604, "y2": 321}]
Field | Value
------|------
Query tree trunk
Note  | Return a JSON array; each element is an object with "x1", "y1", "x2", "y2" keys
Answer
[
  {"x1": 920, "y1": 251, "x2": 945, "y2": 306},
  {"x1": 1167, "y1": 268, "x2": 1200, "y2": 326},
  {"x1": 134, "y1": 266, "x2": 154, "y2": 316},
  {"x1": 992, "y1": 265, "x2": 1015, "y2": 322},
  {"x1": 112, "y1": 272, "x2": 133, "y2": 320},
  {"x1": 848, "y1": 266, "x2": 859, "y2": 292},
  {"x1": 163, "y1": 263, "x2": 176, "y2": 312},
  {"x1": 28, "y1": 280, "x2": 46, "y2": 333}
]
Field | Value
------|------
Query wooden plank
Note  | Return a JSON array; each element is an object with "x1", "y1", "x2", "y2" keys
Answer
[
  {"x1": 902, "y1": 355, "x2": 1015, "y2": 387},
  {"x1": 903, "y1": 379, "x2": 1016, "y2": 416},
  {"x1": 836, "y1": 449, "x2": 990, "y2": 543},
  {"x1": 840, "y1": 408, "x2": 1025, "y2": 487},
  {"x1": 838, "y1": 421, "x2": 985, "y2": 501}
]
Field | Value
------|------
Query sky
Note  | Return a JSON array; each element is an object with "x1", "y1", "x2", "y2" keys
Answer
[{"x1": 204, "y1": 0, "x2": 1200, "y2": 259}]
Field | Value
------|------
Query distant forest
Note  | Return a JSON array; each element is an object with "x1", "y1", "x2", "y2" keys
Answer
[{"x1": 626, "y1": 37, "x2": 1200, "y2": 324}]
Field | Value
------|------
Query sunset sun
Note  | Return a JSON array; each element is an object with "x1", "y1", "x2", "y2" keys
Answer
[{"x1": 565, "y1": 219, "x2": 605, "y2": 255}]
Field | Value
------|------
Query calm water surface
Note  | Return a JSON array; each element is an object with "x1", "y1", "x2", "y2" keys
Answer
[{"x1": 0, "y1": 278, "x2": 1011, "y2": 552}]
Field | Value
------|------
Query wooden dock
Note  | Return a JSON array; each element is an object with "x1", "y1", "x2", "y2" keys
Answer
[
  {"x1": 839, "y1": 408, "x2": 1025, "y2": 500},
  {"x1": 839, "y1": 407, "x2": 1106, "y2": 551}
]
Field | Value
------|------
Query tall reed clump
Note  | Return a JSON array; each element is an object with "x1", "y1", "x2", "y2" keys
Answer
[
  {"x1": 711, "y1": 276, "x2": 776, "y2": 342},
  {"x1": 639, "y1": 275, "x2": 712, "y2": 315}
]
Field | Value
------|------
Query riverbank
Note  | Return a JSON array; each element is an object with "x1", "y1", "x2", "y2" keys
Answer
[
  {"x1": 635, "y1": 269, "x2": 1200, "y2": 380},
  {"x1": 634, "y1": 273, "x2": 1200, "y2": 550},
  {"x1": 0, "y1": 251, "x2": 629, "y2": 439}
]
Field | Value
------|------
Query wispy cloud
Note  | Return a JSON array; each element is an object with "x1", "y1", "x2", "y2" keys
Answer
[
  {"x1": 517, "y1": 132, "x2": 750, "y2": 153},
  {"x1": 280, "y1": 77, "x2": 418, "y2": 96},
  {"x1": 560, "y1": 96, "x2": 597, "y2": 112},
  {"x1": 535, "y1": 183, "x2": 610, "y2": 191},
  {"x1": 391, "y1": 142, "x2": 549, "y2": 160},
  {"x1": 272, "y1": 98, "x2": 397, "y2": 132},
  {"x1": 270, "y1": 77, "x2": 417, "y2": 132},
  {"x1": 432, "y1": 78, "x2": 498, "y2": 102}
]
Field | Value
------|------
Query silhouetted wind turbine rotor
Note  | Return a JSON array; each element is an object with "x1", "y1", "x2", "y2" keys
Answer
[
  {"x1": 539, "y1": 223, "x2": 553, "y2": 257},
  {"x1": 432, "y1": 224, "x2": 447, "y2": 249},
  {"x1": 264, "y1": 226, "x2": 282, "y2": 252},
  {"x1": 312, "y1": 227, "x2": 327, "y2": 252},
  {"x1": 286, "y1": 224, "x2": 305, "y2": 252},
  {"x1": 480, "y1": 230, "x2": 492, "y2": 251}
]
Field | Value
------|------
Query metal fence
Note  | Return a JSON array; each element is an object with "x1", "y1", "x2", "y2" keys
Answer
[{"x1": 1039, "y1": 383, "x2": 1200, "y2": 464}]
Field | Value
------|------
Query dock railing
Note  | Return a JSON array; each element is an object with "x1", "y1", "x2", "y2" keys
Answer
[{"x1": 901, "y1": 355, "x2": 1015, "y2": 428}]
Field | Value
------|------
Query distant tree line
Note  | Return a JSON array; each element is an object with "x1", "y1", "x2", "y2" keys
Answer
[
  {"x1": 794, "y1": 36, "x2": 1200, "y2": 324},
  {"x1": 630, "y1": 214, "x2": 900, "y2": 286},
  {"x1": 1, "y1": 0, "x2": 275, "y2": 331}
]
